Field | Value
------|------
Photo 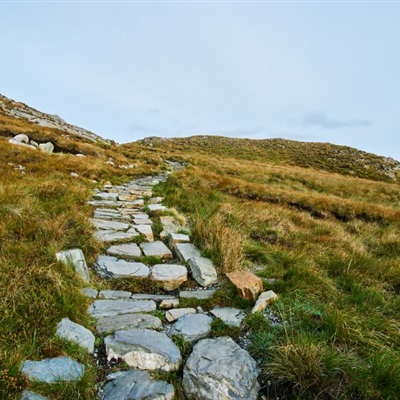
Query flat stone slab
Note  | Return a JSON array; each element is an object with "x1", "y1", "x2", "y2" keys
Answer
[
  {"x1": 120, "y1": 200, "x2": 144, "y2": 209},
  {"x1": 167, "y1": 232, "x2": 190, "y2": 248},
  {"x1": 147, "y1": 204, "x2": 168, "y2": 212},
  {"x1": 106, "y1": 243, "x2": 142, "y2": 258},
  {"x1": 160, "y1": 298, "x2": 179, "y2": 309},
  {"x1": 133, "y1": 218, "x2": 153, "y2": 225},
  {"x1": 179, "y1": 289, "x2": 217, "y2": 300},
  {"x1": 189, "y1": 257, "x2": 218, "y2": 287},
  {"x1": 81, "y1": 288, "x2": 98, "y2": 298},
  {"x1": 56, "y1": 318, "x2": 95, "y2": 353},
  {"x1": 94, "y1": 230, "x2": 138, "y2": 243},
  {"x1": 96, "y1": 313, "x2": 162, "y2": 334},
  {"x1": 95, "y1": 255, "x2": 149, "y2": 279},
  {"x1": 56, "y1": 248, "x2": 90, "y2": 282},
  {"x1": 91, "y1": 219, "x2": 130, "y2": 231},
  {"x1": 140, "y1": 241, "x2": 173, "y2": 259},
  {"x1": 130, "y1": 293, "x2": 176, "y2": 301},
  {"x1": 252, "y1": 290, "x2": 278, "y2": 313},
  {"x1": 88, "y1": 299, "x2": 156, "y2": 317},
  {"x1": 134, "y1": 225, "x2": 154, "y2": 241},
  {"x1": 151, "y1": 264, "x2": 188, "y2": 291},
  {"x1": 166, "y1": 308, "x2": 196, "y2": 323},
  {"x1": 174, "y1": 243, "x2": 201, "y2": 263},
  {"x1": 88, "y1": 200, "x2": 119, "y2": 208},
  {"x1": 103, "y1": 370, "x2": 174, "y2": 400},
  {"x1": 183, "y1": 337, "x2": 260, "y2": 400},
  {"x1": 168, "y1": 313, "x2": 212, "y2": 343},
  {"x1": 93, "y1": 192, "x2": 119, "y2": 201},
  {"x1": 21, "y1": 357, "x2": 84, "y2": 383},
  {"x1": 226, "y1": 271, "x2": 263, "y2": 302},
  {"x1": 210, "y1": 307, "x2": 246, "y2": 328},
  {"x1": 21, "y1": 391, "x2": 48, "y2": 400},
  {"x1": 105, "y1": 329, "x2": 182, "y2": 371},
  {"x1": 99, "y1": 290, "x2": 132, "y2": 299}
]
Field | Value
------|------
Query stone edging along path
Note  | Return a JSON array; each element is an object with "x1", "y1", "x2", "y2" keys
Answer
[{"x1": 20, "y1": 161, "x2": 278, "y2": 400}]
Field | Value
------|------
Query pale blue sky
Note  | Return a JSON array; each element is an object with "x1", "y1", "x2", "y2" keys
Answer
[{"x1": 1, "y1": 1, "x2": 399, "y2": 160}]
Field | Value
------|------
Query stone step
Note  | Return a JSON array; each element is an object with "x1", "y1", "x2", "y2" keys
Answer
[{"x1": 88, "y1": 299, "x2": 156, "y2": 317}]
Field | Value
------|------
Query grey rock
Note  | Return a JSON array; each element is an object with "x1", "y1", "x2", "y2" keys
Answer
[
  {"x1": 99, "y1": 290, "x2": 132, "y2": 299},
  {"x1": 175, "y1": 243, "x2": 201, "y2": 263},
  {"x1": 132, "y1": 218, "x2": 153, "y2": 225},
  {"x1": 179, "y1": 289, "x2": 217, "y2": 300},
  {"x1": 103, "y1": 369, "x2": 174, "y2": 400},
  {"x1": 21, "y1": 357, "x2": 84, "y2": 383},
  {"x1": 168, "y1": 313, "x2": 212, "y2": 343},
  {"x1": 134, "y1": 224, "x2": 154, "y2": 241},
  {"x1": 189, "y1": 257, "x2": 218, "y2": 287},
  {"x1": 38, "y1": 142, "x2": 54, "y2": 153},
  {"x1": 93, "y1": 192, "x2": 119, "y2": 201},
  {"x1": 21, "y1": 391, "x2": 48, "y2": 400},
  {"x1": 56, "y1": 249, "x2": 90, "y2": 282},
  {"x1": 56, "y1": 318, "x2": 95, "y2": 353},
  {"x1": 151, "y1": 264, "x2": 188, "y2": 291},
  {"x1": 147, "y1": 204, "x2": 167, "y2": 212},
  {"x1": 96, "y1": 313, "x2": 162, "y2": 334},
  {"x1": 140, "y1": 241, "x2": 172, "y2": 259},
  {"x1": 183, "y1": 337, "x2": 260, "y2": 400},
  {"x1": 95, "y1": 255, "x2": 149, "y2": 279},
  {"x1": 9, "y1": 138, "x2": 37, "y2": 150},
  {"x1": 167, "y1": 232, "x2": 190, "y2": 248},
  {"x1": 166, "y1": 308, "x2": 196, "y2": 323},
  {"x1": 81, "y1": 288, "x2": 98, "y2": 298},
  {"x1": 87, "y1": 200, "x2": 119, "y2": 208},
  {"x1": 148, "y1": 196, "x2": 164, "y2": 204},
  {"x1": 94, "y1": 230, "x2": 138, "y2": 243},
  {"x1": 130, "y1": 293, "x2": 176, "y2": 301},
  {"x1": 13, "y1": 133, "x2": 29, "y2": 143},
  {"x1": 105, "y1": 329, "x2": 182, "y2": 371},
  {"x1": 88, "y1": 299, "x2": 156, "y2": 317},
  {"x1": 210, "y1": 307, "x2": 246, "y2": 328},
  {"x1": 91, "y1": 219, "x2": 130, "y2": 231},
  {"x1": 120, "y1": 199, "x2": 144, "y2": 209},
  {"x1": 160, "y1": 298, "x2": 179, "y2": 309},
  {"x1": 106, "y1": 243, "x2": 142, "y2": 258},
  {"x1": 251, "y1": 290, "x2": 278, "y2": 313}
]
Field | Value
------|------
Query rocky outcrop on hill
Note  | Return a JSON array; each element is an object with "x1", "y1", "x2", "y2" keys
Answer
[{"x1": 0, "y1": 93, "x2": 110, "y2": 145}]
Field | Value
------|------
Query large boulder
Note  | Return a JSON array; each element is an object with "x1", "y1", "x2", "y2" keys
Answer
[
  {"x1": 183, "y1": 337, "x2": 260, "y2": 400},
  {"x1": 102, "y1": 369, "x2": 174, "y2": 400}
]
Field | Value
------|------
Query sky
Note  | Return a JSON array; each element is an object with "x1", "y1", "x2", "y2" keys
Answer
[{"x1": 1, "y1": 1, "x2": 400, "y2": 160}]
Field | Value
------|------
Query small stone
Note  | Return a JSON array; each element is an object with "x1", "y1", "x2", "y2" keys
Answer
[
  {"x1": 226, "y1": 271, "x2": 263, "y2": 302},
  {"x1": 56, "y1": 249, "x2": 90, "y2": 282},
  {"x1": 118, "y1": 194, "x2": 138, "y2": 201},
  {"x1": 147, "y1": 204, "x2": 167, "y2": 212},
  {"x1": 106, "y1": 243, "x2": 142, "y2": 258},
  {"x1": 168, "y1": 313, "x2": 212, "y2": 343},
  {"x1": 104, "y1": 329, "x2": 182, "y2": 371},
  {"x1": 56, "y1": 318, "x2": 95, "y2": 353},
  {"x1": 251, "y1": 290, "x2": 278, "y2": 313},
  {"x1": 88, "y1": 299, "x2": 156, "y2": 317},
  {"x1": 99, "y1": 290, "x2": 132, "y2": 299},
  {"x1": 81, "y1": 288, "x2": 98, "y2": 298},
  {"x1": 103, "y1": 369, "x2": 174, "y2": 400},
  {"x1": 174, "y1": 243, "x2": 201, "y2": 263},
  {"x1": 70, "y1": 172, "x2": 79, "y2": 178},
  {"x1": 159, "y1": 298, "x2": 179, "y2": 309},
  {"x1": 148, "y1": 196, "x2": 164, "y2": 204},
  {"x1": 92, "y1": 219, "x2": 130, "y2": 231},
  {"x1": 21, "y1": 357, "x2": 84, "y2": 383},
  {"x1": 189, "y1": 257, "x2": 218, "y2": 287},
  {"x1": 21, "y1": 391, "x2": 48, "y2": 400},
  {"x1": 96, "y1": 314, "x2": 162, "y2": 334},
  {"x1": 140, "y1": 241, "x2": 173, "y2": 259},
  {"x1": 179, "y1": 290, "x2": 217, "y2": 300},
  {"x1": 165, "y1": 308, "x2": 196, "y2": 323},
  {"x1": 210, "y1": 307, "x2": 246, "y2": 328},
  {"x1": 151, "y1": 264, "x2": 188, "y2": 291}
]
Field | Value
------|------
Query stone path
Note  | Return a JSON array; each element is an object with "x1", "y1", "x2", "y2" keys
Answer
[{"x1": 21, "y1": 161, "x2": 277, "y2": 399}]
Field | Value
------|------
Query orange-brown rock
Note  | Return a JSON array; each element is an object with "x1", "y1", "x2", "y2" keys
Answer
[
  {"x1": 225, "y1": 271, "x2": 263, "y2": 302},
  {"x1": 118, "y1": 194, "x2": 138, "y2": 201}
]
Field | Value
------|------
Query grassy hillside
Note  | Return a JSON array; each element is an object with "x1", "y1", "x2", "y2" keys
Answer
[
  {"x1": 139, "y1": 139, "x2": 400, "y2": 399},
  {"x1": 1, "y1": 100, "x2": 399, "y2": 400},
  {"x1": 137, "y1": 135, "x2": 400, "y2": 183}
]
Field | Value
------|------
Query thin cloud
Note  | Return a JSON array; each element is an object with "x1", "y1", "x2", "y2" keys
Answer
[{"x1": 303, "y1": 112, "x2": 374, "y2": 129}]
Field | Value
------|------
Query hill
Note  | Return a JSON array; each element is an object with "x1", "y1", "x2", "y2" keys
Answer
[{"x1": 1, "y1": 94, "x2": 399, "y2": 399}]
